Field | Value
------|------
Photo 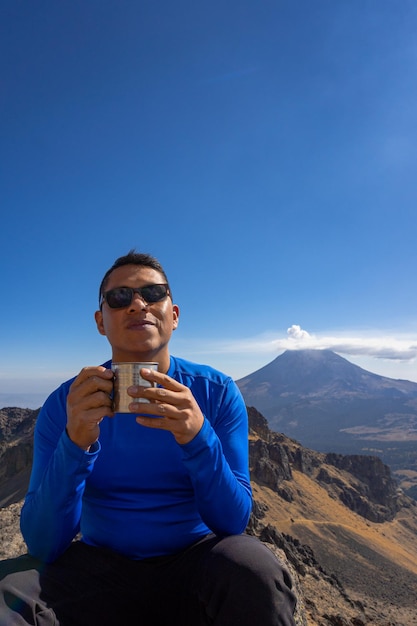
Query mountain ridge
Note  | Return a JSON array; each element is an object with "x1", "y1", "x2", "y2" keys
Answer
[{"x1": 1, "y1": 405, "x2": 417, "y2": 625}]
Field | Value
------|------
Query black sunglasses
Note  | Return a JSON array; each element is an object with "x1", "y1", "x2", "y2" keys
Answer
[{"x1": 100, "y1": 284, "x2": 169, "y2": 309}]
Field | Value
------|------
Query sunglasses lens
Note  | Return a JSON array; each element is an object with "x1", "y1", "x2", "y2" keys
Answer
[
  {"x1": 141, "y1": 284, "x2": 168, "y2": 302},
  {"x1": 105, "y1": 287, "x2": 133, "y2": 308},
  {"x1": 103, "y1": 284, "x2": 168, "y2": 308}
]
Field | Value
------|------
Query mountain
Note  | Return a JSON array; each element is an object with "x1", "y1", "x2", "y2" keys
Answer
[
  {"x1": 0, "y1": 407, "x2": 38, "y2": 507},
  {"x1": 237, "y1": 349, "x2": 417, "y2": 496},
  {"x1": 1, "y1": 406, "x2": 417, "y2": 625}
]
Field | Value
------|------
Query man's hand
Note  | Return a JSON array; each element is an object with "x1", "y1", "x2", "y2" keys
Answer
[
  {"x1": 66, "y1": 366, "x2": 115, "y2": 450},
  {"x1": 128, "y1": 368, "x2": 204, "y2": 445}
]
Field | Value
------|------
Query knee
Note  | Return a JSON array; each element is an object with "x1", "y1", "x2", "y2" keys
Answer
[
  {"x1": 209, "y1": 534, "x2": 294, "y2": 591},
  {"x1": 201, "y1": 535, "x2": 298, "y2": 624}
]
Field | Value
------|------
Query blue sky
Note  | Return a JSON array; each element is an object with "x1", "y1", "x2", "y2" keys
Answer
[{"x1": 2, "y1": 0, "x2": 417, "y2": 408}]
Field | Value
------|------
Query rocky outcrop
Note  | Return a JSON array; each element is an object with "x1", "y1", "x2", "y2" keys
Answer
[
  {"x1": 249, "y1": 439, "x2": 293, "y2": 497},
  {"x1": 323, "y1": 453, "x2": 401, "y2": 521},
  {"x1": 0, "y1": 442, "x2": 33, "y2": 484},
  {"x1": 0, "y1": 407, "x2": 38, "y2": 445},
  {"x1": 0, "y1": 408, "x2": 37, "y2": 506},
  {"x1": 248, "y1": 406, "x2": 404, "y2": 523}
]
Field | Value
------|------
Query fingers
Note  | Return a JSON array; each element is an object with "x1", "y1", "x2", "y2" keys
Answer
[
  {"x1": 70, "y1": 366, "x2": 114, "y2": 392},
  {"x1": 135, "y1": 408, "x2": 204, "y2": 445},
  {"x1": 66, "y1": 366, "x2": 114, "y2": 450},
  {"x1": 127, "y1": 369, "x2": 185, "y2": 406},
  {"x1": 138, "y1": 368, "x2": 184, "y2": 393},
  {"x1": 129, "y1": 371, "x2": 204, "y2": 445}
]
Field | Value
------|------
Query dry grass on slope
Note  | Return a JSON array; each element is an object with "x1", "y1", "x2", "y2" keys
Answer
[{"x1": 252, "y1": 471, "x2": 417, "y2": 625}]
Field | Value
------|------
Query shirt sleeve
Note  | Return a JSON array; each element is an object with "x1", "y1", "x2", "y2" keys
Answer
[
  {"x1": 20, "y1": 385, "x2": 100, "y2": 562},
  {"x1": 180, "y1": 378, "x2": 252, "y2": 535}
]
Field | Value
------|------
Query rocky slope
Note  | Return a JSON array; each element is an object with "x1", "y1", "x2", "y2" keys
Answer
[
  {"x1": 1, "y1": 406, "x2": 417, "y2": 625},
  {"x1": 247, "y1": 407, "x2": 417, "y2": 625},
  {"x1": 0, "y1": 407, "x2": 38, "y2": 507}
]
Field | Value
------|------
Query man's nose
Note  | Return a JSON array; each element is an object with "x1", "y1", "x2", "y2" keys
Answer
[{"x1": 129, "y1": 292, "x2": 148, "y2": 310}]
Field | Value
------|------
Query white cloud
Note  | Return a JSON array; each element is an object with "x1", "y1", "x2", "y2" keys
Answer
[
  {"x1": 278, "y1": 325, "x2": 417, "y2": 361},
  {"x1": 174, "y1": 324, "x2": 417, "y2": 363},
  {"x1": 286, "y1": 324, "x2": 313, "y2": 342}
]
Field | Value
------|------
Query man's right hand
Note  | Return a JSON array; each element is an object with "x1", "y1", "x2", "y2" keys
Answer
[{"x1": 66, "y1": 366, "x2": 115, "y2": 450}]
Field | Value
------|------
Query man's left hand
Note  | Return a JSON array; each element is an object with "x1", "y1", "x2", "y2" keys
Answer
[{"x1": 127, "y1": 368, "x2": 204, "y2": 445}]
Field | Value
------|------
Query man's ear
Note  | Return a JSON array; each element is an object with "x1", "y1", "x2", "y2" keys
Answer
[
  {"x1": 95, "y1": 310, "x2": 106, "y2": 336},
  {"x1": 172, "y1": 304, "x2": 180, "y2": 331}
]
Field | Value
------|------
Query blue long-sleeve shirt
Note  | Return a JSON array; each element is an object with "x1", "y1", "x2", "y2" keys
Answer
[{"x1": 20, "y1": 356, "x2": 252, "y2": 563}]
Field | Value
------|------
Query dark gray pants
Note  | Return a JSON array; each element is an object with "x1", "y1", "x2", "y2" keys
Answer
[{"x1": 0, "y1": 534, "x2": 296, "y2": 625}]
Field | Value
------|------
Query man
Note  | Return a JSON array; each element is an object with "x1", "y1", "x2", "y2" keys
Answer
[{"x1": 0, "y1": 251, "x2": 297, "y2": 625}]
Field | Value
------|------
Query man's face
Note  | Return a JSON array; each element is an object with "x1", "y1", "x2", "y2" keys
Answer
[{"x1": 95, "y1": 264, "x2": 179, "y2": 367}]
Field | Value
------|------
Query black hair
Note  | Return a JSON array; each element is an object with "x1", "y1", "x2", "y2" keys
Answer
[{"x1": 98, "y1": 250, "x2": 171, "y2": 305}]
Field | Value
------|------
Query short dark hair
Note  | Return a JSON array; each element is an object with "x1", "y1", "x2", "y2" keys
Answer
[{"x1": 99, "y1": 250, "x2": 171, "y2": 305}]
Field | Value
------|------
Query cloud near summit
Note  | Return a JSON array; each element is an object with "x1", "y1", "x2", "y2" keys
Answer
[
  {"x1": 197, "y1": 325, "x2": 417, "y2": 363},
  {"x1": 273, "y1": 325, "x2": 417, "y2": 361}
]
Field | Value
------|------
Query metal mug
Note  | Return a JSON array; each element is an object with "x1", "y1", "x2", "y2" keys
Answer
[{"x1": 111, "y1": 362, "x2": 158, "y2": 413}]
